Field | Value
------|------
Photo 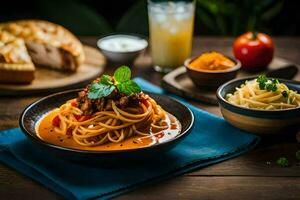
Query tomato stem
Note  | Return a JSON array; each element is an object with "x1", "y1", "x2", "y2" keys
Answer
[{"x1": 251, "y1": 31, "x2": 258, "y2": 40}]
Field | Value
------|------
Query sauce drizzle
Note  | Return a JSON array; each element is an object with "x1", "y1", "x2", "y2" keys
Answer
[{"x1": 36, "y1": 110, "x2": 181, "y2": 151}]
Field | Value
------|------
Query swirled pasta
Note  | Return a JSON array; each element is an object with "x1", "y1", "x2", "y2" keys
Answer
[{"x1": 226, "y1": 78, "x2": 300, "y2": 110}]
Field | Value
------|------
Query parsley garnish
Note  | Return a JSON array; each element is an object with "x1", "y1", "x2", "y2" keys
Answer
[
  {"x1": 257, "y1": 74, "x2": 268, "y2": 89},
  {"x1": 87, "y1": 66, "x2": 141, "y2": 99},
  {"x1": 276, "y1": 157, "x2": 289, "y2": 167},
  {"x1": 256, "y1": 75, "x2": 279, "y2": 92}
]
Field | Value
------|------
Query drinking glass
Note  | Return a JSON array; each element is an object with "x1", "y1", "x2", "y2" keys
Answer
[{"x1": 148, "y1": 0, "x2": 195, "y2": 72}]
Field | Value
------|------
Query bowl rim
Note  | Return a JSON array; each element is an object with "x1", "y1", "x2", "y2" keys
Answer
[
  {"x1": 184, "y1": 54, "x2": 241, "y2": 74},
  {"x1": 216, "y1": 76, "x2": 300, "y2": 113},
  {"x1": 19, "y1": 89, "x2": 194, "y2": 154},
  {"x1": 97, "y1": 34, "x2": 148, "y2": 54}
]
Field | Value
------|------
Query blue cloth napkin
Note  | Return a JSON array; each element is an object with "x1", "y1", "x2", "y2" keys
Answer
[{"x1": 0, "y1": 78, "x2": 259, "y2": 200}]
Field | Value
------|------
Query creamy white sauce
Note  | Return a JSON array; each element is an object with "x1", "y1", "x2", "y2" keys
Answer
[{"x1": 98, "y1": 36, "x2": 148, "y2": 52}]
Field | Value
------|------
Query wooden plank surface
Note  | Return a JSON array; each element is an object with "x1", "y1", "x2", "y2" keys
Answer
[
  {"x1": 0, "y1": 37, "x2": 299, "y2": 200},
  {"x1": 116, "y1": 176, "x2": 300, "y2": 200}
]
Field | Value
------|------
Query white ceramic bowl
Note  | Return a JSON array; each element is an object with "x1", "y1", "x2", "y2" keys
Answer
[{"x1": 97, "y1": 34, "x2": 148, "y2": 63}]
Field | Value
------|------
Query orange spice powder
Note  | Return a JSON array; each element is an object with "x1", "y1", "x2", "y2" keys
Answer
[{"x1": 188, "y1": 52, "x2": 235, "y2": 71}]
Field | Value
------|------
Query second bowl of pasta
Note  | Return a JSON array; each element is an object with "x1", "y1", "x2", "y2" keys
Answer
[{"x1": 216, "y1": 76, "x2": 300, "y2": 134}]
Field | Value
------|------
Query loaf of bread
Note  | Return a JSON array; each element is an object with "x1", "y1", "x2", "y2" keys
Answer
[
  {"x1": 0, "y1": 31, "x2": 35, "y2": 83},
  {"x1": 0, "y1": 20, "x2": 85, "y2": 84}
]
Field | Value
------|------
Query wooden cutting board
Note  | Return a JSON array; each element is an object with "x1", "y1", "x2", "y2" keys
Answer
[
  {"x1": 0, "y1": 45, "x2": 106, "y2": 96},
  {"x1": 162, "y1": 57, "x2": 299, "y2": 105}
]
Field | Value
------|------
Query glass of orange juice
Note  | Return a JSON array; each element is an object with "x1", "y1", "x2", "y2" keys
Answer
[{"x1": 148, "y1": 0, "x2": 195, "y2": 72}]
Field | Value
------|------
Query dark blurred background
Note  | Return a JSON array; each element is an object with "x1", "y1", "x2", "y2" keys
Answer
[{"x1": 0, "y1": 0, "x2": 298, "y2": 36}]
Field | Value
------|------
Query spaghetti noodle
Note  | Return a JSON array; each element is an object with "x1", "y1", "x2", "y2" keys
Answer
[
  {"x1": 226, "y1": 77, "x2": 300, "y2": 110},
  {"x1": 51, "y1": 96, "x2": 169, "y2": 147}
]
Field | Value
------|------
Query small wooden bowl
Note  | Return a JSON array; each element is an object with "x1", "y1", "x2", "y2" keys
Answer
[
  {"x1": 216, "y1": 77, "x2": 300, "y2": 135},
  {"x1": 184, "y1": 55, "x2": 241, "y2": 89}
]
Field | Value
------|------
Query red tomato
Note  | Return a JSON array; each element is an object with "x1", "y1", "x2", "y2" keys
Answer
[
  {"x1": 66, "y1": 128, "x2": 73, "y2": 136},
  {"x1": 74, "y1": 114, "x2": 82, "y2": 121},
  {"x1": 141, "y1": 99, "x2": 150, "y2": 107},
  {"x1": 52, "y1": 115, "x2": 61, "y2": 127},
  {"x1": 82, "y1": 115, "x2": 92, "y2": 121},
  {"x1": 233, "y1": 32, "x2": 274, "y2": 71},
  {"x1": 71, "y1": 100, "x2": 77, "y2": 107},
  {"x1": 74, "y1": 115, "x2": 92, "y2": 122}
]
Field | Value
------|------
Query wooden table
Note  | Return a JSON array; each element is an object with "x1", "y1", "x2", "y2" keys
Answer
[{"x1": 1, "y1": 37, "x2": 299, "y2": 200}]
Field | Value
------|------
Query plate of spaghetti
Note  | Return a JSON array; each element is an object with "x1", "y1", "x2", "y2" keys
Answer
[
  {"x1": 217, "y1": 75, "x2": 300, "y2": 134},
  {"x1": 20, "y1": 66, "x2": 194, "y2": 162}
]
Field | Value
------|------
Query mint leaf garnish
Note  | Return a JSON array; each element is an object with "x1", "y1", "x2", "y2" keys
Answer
[
  {"x1": 117, "y1": 80, "x2": 141, "y2": 95},
  {"x1": 88, "y1": 83, "x2": 115, "y2": 99},
  {"x1": 87, "y1": 66, "x2": 141, "y2": 100},
  {"x1": 100, "y1": 75, "x2": 113, "y2": 85},
  {"x1": 114, "y1": 66, "x2": 131, "y2": 83}
]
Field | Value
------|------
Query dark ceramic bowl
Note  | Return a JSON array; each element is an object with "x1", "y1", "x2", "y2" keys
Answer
[
  {"x1": 19, "y1": 90, "x2": 194, "y2": 163},
  {"x1": 184, "y1": 55, "x2": 241, "y2": 89},
  {"x1": 217, "y1": 77, "x2": 300, "y2": 135}
]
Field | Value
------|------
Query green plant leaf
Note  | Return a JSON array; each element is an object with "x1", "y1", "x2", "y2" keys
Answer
[
  {"x1": 88, "y1": 83, "x2": 115, "y2": 99},
  {"x1": 198, "y1": 0, "x2": 219, "y2": 14},
  {"x1": 116, "y1": 0, "x2": 148, "y2": 35},
  {"x1": 196, "y1": 7, "x2": 216, "y2": 31},
  {"x1": 114, "y1": 66, "x2": 131, "y2": 83},
  {"x1": 117, "y1": 80, "x2": 141, "y2": 95},
  {"x1": 261, "y1": 0, "x2": 283, "y2": 21},
  {"x1": 35, "y1": 0, "x2": 113, "y2": 35},
  {"x1": 259, "y1": 0, "x2": 277, "y2": 10},
  {"x1": 195, "y1": 0, "x2": 283, "y2": 36},
  {"x1": 216, "y1": 15, "x2": 228, "y2": 35}
]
